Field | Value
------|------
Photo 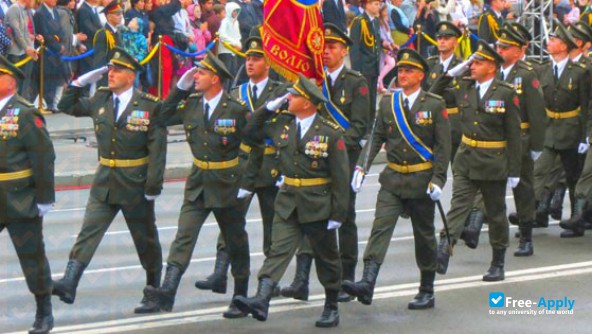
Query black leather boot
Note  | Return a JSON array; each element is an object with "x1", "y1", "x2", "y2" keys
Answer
[
  {"x1": 460, "y1": 208, "x2": 485, "y2": 249},
  {"x1": 436, "y1": 236, "x2": 454, "y2": 275},
  {"x1": 29, "y1": 295, "x2": 53, "y2": 334},
  {"x1": 315, "y1": 290, "x2": 340, "y2": 328},
  {"x1": 280, "y1": 254, "x2": 312, "y2": 301},
  {"x1": 52, "y1": 259, "x2": 86, "y2": 304},
  {"x1": 337, "y1": 263, "x2": 355, "y2": 302},
  {"x1": 408, "y1": 271, "x2": 435, "y2": 310},
  {"x1": 560, "y1": 198, "x2": 586, "y2": 238},
  {"x1": 143, "y1": 265, "x2": 183, "y2": 312},
  {"x1": 534, "y1": 190, "x2": 552, "y2": 228},
  {"x1": 483, "y1": 248, "x2": 505, "y2": 282},
  {"x1": 514, "y1": 223, "x2": 533, "y2": 257},
  {"x1": 195, "y1": 249, "x2": 229, "y2": 294},
  {"x1": 233, "y1": 277, "x2": 276, "y2": 321},
  {"x1": 223, "y1": 278, "x2": 249, "y2": 319},
  {"x1": 134, "y1": 270, "x2": 161, "y2": 314},
  {"x1": 341, "y1": 260, "x2": 380, "y2": 305},
  {"x1": 549, "y1": 184, "x2": 567, "y2": 220}
]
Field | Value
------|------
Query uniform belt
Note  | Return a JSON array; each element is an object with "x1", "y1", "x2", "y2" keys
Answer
[
  {"x1": 0, "y1": 168, "x2": 33, "y2": 181},
  {"x1": 520, "y1": 122, "x2": 529, "y2": 130},
  {"x1": 193, "y1": 157, "x2": 239, "y2": 170},
  {"x1": 461, "y1": 135, "x2": 507, "y2": 148},
  {"x1": 283, "y1": 176, "x2": 331, "y2": 187},
  {"x1": 545, "y1": 107, "x2": 580, "y2": 119},
  {"x1": 387, "y1": 161, "x2": 433, "y2": 174},
  {"x1": 240, "y1": 143, "x2": 276, "y2": 155},
  {"x1": 99, "y1": 157, "x2": 149, "y2": 168},
  {"x1": 446, "y1": 107, "x2": 459, "y2": 115}
]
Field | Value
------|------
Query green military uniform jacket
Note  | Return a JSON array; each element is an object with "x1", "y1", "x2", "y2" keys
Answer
[
  {"x1": 359, "y1": 90, "x2": 451, "y2": 198},
  {"x1": 499, "y1": 60, "x2": 546, "y2": 153},
  {"x1": 477, "y1": 9, "x2": 503, "y2": 44},
  {"x1": 0, "y1": 95, "x2": 55, "y2": 221},
  {"x1": 244, "y1": 107, "x2": 350, "y2": 224},
  {"x1": 541, "y1": 59, "x2": 590, "y2": 150},
  {"x1": 349, "y1": 12, "x2": 381, "y2": 75},
  {"x1": 58, "y1": 86, "x2": 166, "y2": 204},
  {"x1": 162, "y1": 87, "x2": 249, "y2": 208},
  {"x1": 231, "y1": 79, "x2": 284, "y2": 189},
  {"x1": 319, "y1": 66, "x2": 369, "y2": 150},
  {"x1": 452, "y1": 77, "x2": 522, "y2": 180}
]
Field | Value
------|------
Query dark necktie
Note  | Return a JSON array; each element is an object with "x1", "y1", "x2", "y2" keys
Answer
[
  {"x1": 297, "y1": 122, "x2": 302, "y2": 146},
  {"x1": 476, "y1": 85, "x2": 481, "y2": 103},
  {"x1": 204, "y1": 102, "x2": 210, "y2": 124},
  {"x1": 327, "y1": 73, "x2": 333, "y2": 87},
  {"x1": 113, "y1": 97, "x2": 120, "y2": 121},
  {"x1": 554, "y1": 65, "x2": 559, "y2": 83},
  {"x1": 250, "y1": 85, "x2": 258, "y2": 104},
  {"x1": 500, "y1": 71, "x2": 505, "y2": 81},
  {"x1": 404, "y1": 98, "x2": 410, "y2": 113}
]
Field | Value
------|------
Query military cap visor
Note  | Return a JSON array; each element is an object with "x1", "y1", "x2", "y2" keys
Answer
[
  {"x1": 567, "y1": 24, "x2": 592, "y2": 43},
  {"x1": 102, "y1": 0, "x2": 123, "y2": 14},
  {"x1": 324, "y1": 23, "x2": 353, "y2": 46},
  {"x1": 472, "y1": 40, "x2": 504, "y2": 63},
  {"x1": 0, "y1": 55, "x2": 25, "y2": 80},
  {"x1": 549, "y1": 22, "x2": 578, "y2": 49},
  {"x1": 495, "y1": 28, "x2": 526, "y2": 48},
  {"x1": 108, "y1": 47, "x2": 142, "y2": 72},
  {"x1": 197, "y1": 50, "x2": 233, "y2": 80},
  {"x1": 245, "y1": 36, "x2": 265, "y2": 57},
  {"x1": 288, "y1": 73, "x2": 327, "y2": 104},
  {"x1": 504, "y1": 22, "x2": 532, "y2": 41}
]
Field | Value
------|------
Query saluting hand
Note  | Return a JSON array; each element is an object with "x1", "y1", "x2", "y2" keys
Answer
[{"x1": 75, "y1": 66, "x2": 109, "y2": 87}]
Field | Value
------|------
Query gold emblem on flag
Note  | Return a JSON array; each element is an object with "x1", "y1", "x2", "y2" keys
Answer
[{"x1": 307, "y1": 27, "x2": 325, "y2": 55}]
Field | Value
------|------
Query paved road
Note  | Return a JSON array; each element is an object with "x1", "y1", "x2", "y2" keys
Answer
[{"x1": 1, "y1": 165, "x2": 591, "y2": 334}]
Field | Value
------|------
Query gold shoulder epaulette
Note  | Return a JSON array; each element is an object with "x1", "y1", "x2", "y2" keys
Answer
[{"x1": 141, "y1": 92, "x2": 159, "y2": 102}]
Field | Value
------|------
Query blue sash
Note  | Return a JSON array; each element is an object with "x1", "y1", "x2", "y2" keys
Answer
[
  {"x1": 239, "y1": 83, "x2": 255, "y2": 113},
  {"x1": 391, "y1": 91, "x2": 433, "y2": 161},
  {"x1": 322, "y1": 73, "x2": 350, "y2": 130}
]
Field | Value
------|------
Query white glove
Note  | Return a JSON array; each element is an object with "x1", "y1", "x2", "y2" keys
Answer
[
  {"x1": 145, "y1": 194, "x2": 159, "y2": 201},
  {"x1": 426, "y1": 183, "x2": 442, "y2": 201},
  {"x1": 275, "y1": 175, "x2": 285, "y2": 188},
  {"x1": 507, "y1": 177, "x2": 520, "y2": 189},
  {"x1": 351, "y1": 166, "x2": 365, "y2": 193},
  {"x1": 177, "y1": 67, "x2": 198, "y2": 90},
  {"x1": 75, "y1": 66, "x2": 108, "y2": 86},
  {"x1": 237, "y1": 188, "x2": 253, "y2": 199},
  {"x1": 327, "y1": 220, "x2": 342, "y2": 230},
  {"x1": 530, "y1": 150, "x2": 542, "y2": 161},
  {"x1": 37, "y1": 203, "x2": 52, "y2": 217},
  {"x1": 579, "y1": 141, "x2": 590, "y2": 154},
  {"x1": 447, "y1": 56, "x2": 473, "y2": 77},
  {"x1": 266, "y1": 93, "x2": 290, "y2": 111}
]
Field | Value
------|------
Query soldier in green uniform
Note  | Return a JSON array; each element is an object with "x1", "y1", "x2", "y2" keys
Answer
[
  {"x1": 233, "y1": 74, "x2": 349, "y2": 328},
  {"x1": 531, "y1": 23, "x2": 590, "y2": 235},
  {"x1": 350, "y1": 0, "x2": 382, "y2": 127},
  {"x1": 494, "y1": 28, "x2": 546, "y2": 255},
  {"x1": 0, "y1": 56, "x2": 55, "y2": 334},
  {"x1": 193, "y1": 36, "x2": 284, "y2": 295},
  {"x1": 424, "y1": 21, "x2": 463, "y2": 160},
  {"x1": 280, "y1": 23, "x2": 369, "y2": 303},
  {"x1": 434, "y1": 41, "x2": 522, "y2": 281},
  {"x1": 342, "y1": 49, "x2": 450, "y2": 310},
  {"x1": 144, "y1": 51, "x2": 251, "y2": 319},
  {"x1": 477, "y1": 0, "x2": 507, "y2": 44},
  {"x1": 54, "y1": 48, "x2": 166, "y2": 314},
  {"x1": 93, "y1": 0, "x2": 123, "y2": 88}
]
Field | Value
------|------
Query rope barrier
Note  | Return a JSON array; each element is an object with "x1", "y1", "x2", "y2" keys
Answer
[
  {"x1": 164, "y1": 40, "x2": 217, "y2": 57},
  {"x1": 139, "y1": 43, "x2": 160, "y2": 65},
  {"x1": 219, "y1": 40, "x2": 246, "y2": 58}
]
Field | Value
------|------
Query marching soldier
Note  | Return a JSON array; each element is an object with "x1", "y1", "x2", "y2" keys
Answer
[
  {"x1": 435, "y1": 41, "x2": 522, "y2": 281},
  {"x1": 477, "y1": 0, "x2": 507, "y2": 44},
  {"x1": 343, "y1": 49, "x2": 450, "y2": 310},
  {"x1": 350, "y1": 0, "x2": 382, "y2": 128},
  {"x1": 0, "y1": 56, "x2": 55, "y2": 334},
  {"x1": 54, "y1": 48, "x2": 166, "y2": 314},
  {"x1": 144, "y1": 51, "x2": 251, "y2": 318},
  {"x1": 93, "y1": 0, "x2": 123, "y2": 88},
  {"x1": 233, "y1": 74, "x2": 349, "y2": 328},
  {"x1": 494, "y1": 28, "x2": 546, "y2": 255},
  {"x1": 424, "y1": 21, "x2": 464, "y2": 160},
  {"x1": 531, "y1": 23, "x2": 590, "y2": 235},
  {"x1": 280, "y1": 23, "x2": 369, "y2": 303},
  {"x1": 194, "y1": 36, "x2": 283, "y2": 295}
]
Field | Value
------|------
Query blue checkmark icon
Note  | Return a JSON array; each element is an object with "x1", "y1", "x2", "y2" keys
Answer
[{"x1": 489, "y1": 292, "x2": 504, "y2": 308}]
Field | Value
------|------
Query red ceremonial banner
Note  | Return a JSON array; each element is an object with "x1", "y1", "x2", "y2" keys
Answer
[{"x1": 262, "y1": 0, "x2": 325, "y2": 84}]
